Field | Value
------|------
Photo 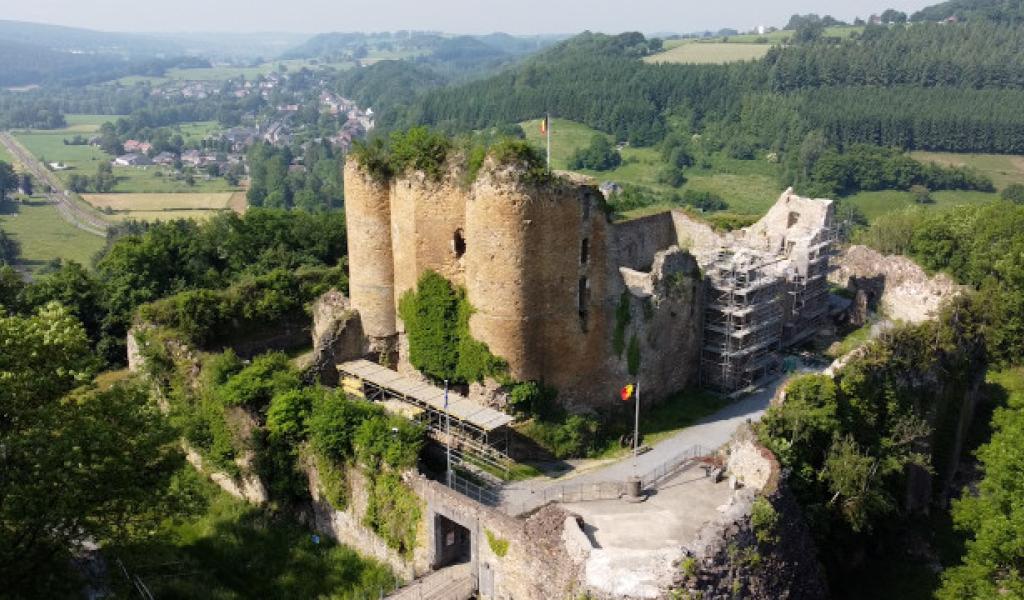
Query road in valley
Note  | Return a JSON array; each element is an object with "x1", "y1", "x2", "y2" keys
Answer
[{"x1": 0, "y1": 131, "x2": 110, "y2": 236}]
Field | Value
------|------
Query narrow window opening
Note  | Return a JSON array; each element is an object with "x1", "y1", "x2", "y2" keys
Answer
[
  {"x1": 578, "y1": 277, "x2": 590, "y2": 330},
  {"x1": 453, "y1": 229, "x2": 466, "y2": 258},
  {"x1": 580, "y1": 238, "x2": 590, "y2": 265},
  {"x1": 787, "y1": 211, "x2": 800, "y2": 228}
]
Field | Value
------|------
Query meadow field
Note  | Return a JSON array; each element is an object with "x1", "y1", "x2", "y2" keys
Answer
[
  {"x1": 644, "y1": 42, "x2": 772, "y2": 64},
  {"x1": 845, "y1": 189, "x2": 1000, "y2": 221},
  {"x1": 83, "y1": 191, "x2": 242, "y2": 221},
  {"x1": 910, "y1": 151, "x2": 1024, "y2": 191},
  {"x1": 0, "y1": 199, "x2": 106, "y2": 271}
]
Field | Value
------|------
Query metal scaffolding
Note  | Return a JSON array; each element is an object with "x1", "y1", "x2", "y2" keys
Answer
[
  {"x1": 700, "y1": 250, "x2": 785, "y2": 393},
  {"x1": 782, "y1": 235, "x2": 833, "y2": 347}
]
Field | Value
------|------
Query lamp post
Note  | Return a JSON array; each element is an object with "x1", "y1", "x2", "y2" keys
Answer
[{"x1": 444, "y1": 379, "x2": 452, "y2": 487}]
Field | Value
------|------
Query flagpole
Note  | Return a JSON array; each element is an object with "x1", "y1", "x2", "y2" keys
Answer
[
  {"x1": 546, "y1": 113, "x2": 551, "y2": 169},
  {"x1": 633, "y1": 377, "x2": 640, "y2": 465}
]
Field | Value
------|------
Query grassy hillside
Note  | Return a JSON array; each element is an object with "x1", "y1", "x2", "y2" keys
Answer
[
  {"x1": 108, "y1": 466, "x2": 396, "y2": 598},
  {"x1": 521, "y1": 117, "x2": 783, "y2": 216}
]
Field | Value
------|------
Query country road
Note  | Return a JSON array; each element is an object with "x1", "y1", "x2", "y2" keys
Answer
[{"x1": 0, "y1": 131, "x2": 110, "y2": 237}]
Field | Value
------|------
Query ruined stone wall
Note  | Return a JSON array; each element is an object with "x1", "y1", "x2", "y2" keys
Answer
[
  {"x1": 609, "y1": 247, "x2": 704, "y2": 404},
  {"x1": 610, "y1": 211, "x2": 677, "y2": 271},
  {"x1": 829, "y1": 244, "x2": 963, "y2": 323},
  {"x1": 742, "y1": 188, "x2": 835, "y2": 254},
  {"x1": 344, "y1": 161, "x2": 397, "y2": 340},
  {"x1": 670, "y1": 210, "x2": 726, "y2": 258}
]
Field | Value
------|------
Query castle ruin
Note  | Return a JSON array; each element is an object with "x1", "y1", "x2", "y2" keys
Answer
[{"x1": 345, "y1": 155, "x2": 834, "y2": 405}]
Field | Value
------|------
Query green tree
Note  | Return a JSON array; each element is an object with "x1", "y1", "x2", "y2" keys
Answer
[
  {"x1": 569, "y1": 135, "x2": 622, "y2": 171},
  {"x1": 0, "y1": 305, "x2": 184, "y2": 596},
  {"x1": 0, "y1": 160, "x2": 17, "y2": 199},
  {"x1": 938, "y1": 372, "x2": 1024, "y2": 599}
]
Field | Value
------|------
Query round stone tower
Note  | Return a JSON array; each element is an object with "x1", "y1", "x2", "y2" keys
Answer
[
  {"x1": 343, "y1": 159, "x2": 396, "y2": 341},
  {"x1": 465, "y1": 168, "x2": 535, "y2": 381}
]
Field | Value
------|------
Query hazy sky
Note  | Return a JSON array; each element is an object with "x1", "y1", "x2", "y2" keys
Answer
[{"x1": 6, "y1": 0, "x2": 934, "y2": 34}]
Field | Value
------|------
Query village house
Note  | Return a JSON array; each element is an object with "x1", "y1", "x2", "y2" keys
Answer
[
  {"x1": 180, "y1": 149, "x2": 203, "y2": 167},
  {"x1": 123, "y1": 140, "x2": 153, "y2": 154},
  {"x1": 152, "y1": 151, "x2": 177, "y2": 166},
  {"x1": 114, "y1": 153, "x2": 152, "y2": 167}
]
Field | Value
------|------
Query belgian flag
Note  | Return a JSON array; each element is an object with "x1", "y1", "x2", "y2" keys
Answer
[
  {"x1": 620, "y1": 384, "x2": 635, "y2": 401},
  {"x1": 539, "y1": 116, "x2": 548, "y2": 135}
]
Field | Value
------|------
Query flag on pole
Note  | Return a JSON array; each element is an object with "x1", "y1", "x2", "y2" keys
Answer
[
  {"x1": 620, "y1": 384, "x2": 635, "y2": 401},
  {"x1": 539, "y1": 116, "x2": 548, "y2": 134}
]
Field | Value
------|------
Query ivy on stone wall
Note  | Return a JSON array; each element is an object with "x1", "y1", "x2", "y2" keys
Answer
[
  {"x1": 613, "y1": 291, "x2": 631, "y2": 356},
  {"x1": 398, "y1": 270, "x2": 507, "y2": 384},
  {"x1": 627, "y1": 334, "x2": 641, "y2": 376},
  {"x1": 364, "y1": 472, "x2": 422, "y2": 558}
]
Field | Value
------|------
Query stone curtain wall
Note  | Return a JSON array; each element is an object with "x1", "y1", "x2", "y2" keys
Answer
[{"x1": 407, "y1": 473, "x2": 584, "y2": 600}]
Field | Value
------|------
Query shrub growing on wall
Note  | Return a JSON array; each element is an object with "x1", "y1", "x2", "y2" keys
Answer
[{"x1": 398, "y1": 270, "x2": 506, "y2": 384}]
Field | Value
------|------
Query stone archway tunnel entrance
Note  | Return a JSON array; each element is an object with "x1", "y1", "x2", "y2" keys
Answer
[{"x1": 434, "y1": 513, "x2": 472, "y2": 568}]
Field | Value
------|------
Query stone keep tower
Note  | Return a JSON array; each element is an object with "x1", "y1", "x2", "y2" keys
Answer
[{"x1": 344, "y1": 155, "x2": 688, "y2": 407}]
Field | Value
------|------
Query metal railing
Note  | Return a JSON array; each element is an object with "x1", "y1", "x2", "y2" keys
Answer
[
  {"x1": 446, "y1": 471, "x2": 501, "y2": 506},
  {"x1": 639, "y1": 444, "x2": 710, "y2": 488},
  {"x1": 502, "y1": 443, "x2": 715, "y2": 514}
]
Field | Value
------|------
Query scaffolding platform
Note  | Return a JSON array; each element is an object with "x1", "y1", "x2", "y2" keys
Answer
[{"x1": 337, "y1": 359, "x2": 514, "y2": 473}]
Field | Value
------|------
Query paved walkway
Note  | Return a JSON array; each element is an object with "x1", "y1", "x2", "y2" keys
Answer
[
  {"x1": 499, "y1": 374, "x2": 797, "y2": 514},
  {"x1": 386, "y1": 563, "x2": 474, "y2": 600}
]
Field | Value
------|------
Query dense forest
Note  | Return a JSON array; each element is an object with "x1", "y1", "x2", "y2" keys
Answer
[{"x1": 377, "y1": 22, "x2": 1024, "y2": 157}]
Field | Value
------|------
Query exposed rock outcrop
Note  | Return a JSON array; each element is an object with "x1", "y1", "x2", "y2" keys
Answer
[{"x1": 672, "y1": 427, "x2": 828, "y2": 600}]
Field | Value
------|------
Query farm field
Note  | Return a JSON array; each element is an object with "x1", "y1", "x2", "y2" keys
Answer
[
  {"x1": 845, "y1": 189, "x2": 1000, "y2": 221},
  {"x1": 83, "y1": 192, "x2": 242, "y2": 221},
  {"x1": 0, "y1": 199, "x2": 106, "y2": 271},
  {"x1": 12, "y1": 131, "x2": 110, "y2": 172},
  {"x1": 910, "y1": 151, "x2": 1024, "y2": 191},
  {"x1": 644, "y1": 42, "x2": 772, "y2": 64},
  {"x1": 60, "y1": 114, "x2": 119, "y2": 133},
  {"x1": 662, "y1": 25, "x2": 862, "y2": 47}
]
